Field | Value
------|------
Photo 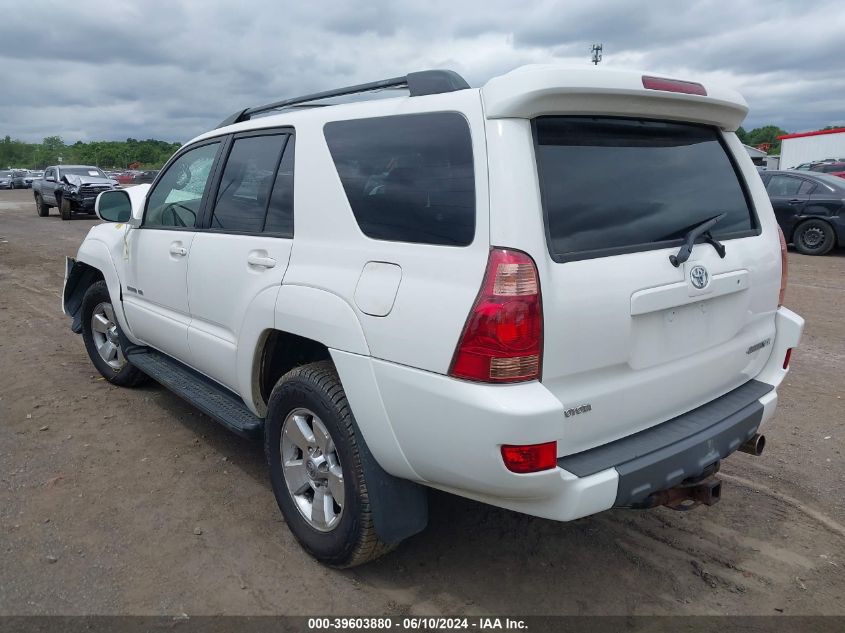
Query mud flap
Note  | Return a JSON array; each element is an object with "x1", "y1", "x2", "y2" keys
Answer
[{"x1": 350, "y1": 415, "x2": 429, "y2": 545}]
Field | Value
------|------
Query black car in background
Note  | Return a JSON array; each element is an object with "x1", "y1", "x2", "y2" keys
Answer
[{"x1": 761, "y1": 170, "x2": 845, "y2": 255}]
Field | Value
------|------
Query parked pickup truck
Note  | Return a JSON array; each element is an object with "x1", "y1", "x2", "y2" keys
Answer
[{"x1": 33, "y1": 165, "x2": 119, "y2": 220}]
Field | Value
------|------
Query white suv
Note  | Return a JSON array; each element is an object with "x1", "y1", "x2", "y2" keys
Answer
[{"x1": 63, "y1": 66, "x2": 804, "y2": 567}]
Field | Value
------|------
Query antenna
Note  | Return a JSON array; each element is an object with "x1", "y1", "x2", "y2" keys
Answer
[{"x1": 591, "y1": 43, "x2": 603, "y2": 65}]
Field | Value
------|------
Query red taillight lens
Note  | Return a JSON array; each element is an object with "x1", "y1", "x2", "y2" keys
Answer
[
  {"x1": 449, "y1": 248, "x2": 542, "y2": 383},
  {"x1": 501, "y1": 442, "x2": 557, "y2": 474},
  {"x1": 778, "y1": 226, "x2": 788, "y2": 307},
  {"x1": 783, "y1": 348, "x2": 793, "y2": 370},
  {"x1": 642, "y1": 75, "x2": 707, "y2": 96}
]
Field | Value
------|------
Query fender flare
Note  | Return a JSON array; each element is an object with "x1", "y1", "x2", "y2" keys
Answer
[{"x1": 74, "y1": 238, "x2": 135, "y2": 340}]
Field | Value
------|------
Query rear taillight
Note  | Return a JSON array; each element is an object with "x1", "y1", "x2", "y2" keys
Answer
[
  {"x1": 783, "y1": 348, "x2": 793, "y2": 370},
  {"x1": 501, "y1": 442, "x2": 557, "y2": 474},
  {"x1": 642, "y1": 75, "x2": 707, "y2": 96},
  {"x1": 778, "y1": 226, "x2": 788, "y2": 307},
  {"x1": 449, "y1": 248, "x2": 543, "y2": 383}
]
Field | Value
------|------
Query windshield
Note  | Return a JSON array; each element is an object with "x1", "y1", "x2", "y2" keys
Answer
[
  {"x1": 62, "y1": 167, "x2": 107, "y2": 178},
  {"x1": 534, "y1": 117, "x2": 756, "y2": 261}
]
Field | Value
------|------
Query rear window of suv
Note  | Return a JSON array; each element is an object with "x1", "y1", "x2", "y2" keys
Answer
[
  {"x1": 324, "y1": 112, "x2": 475, "y2": 246},
  {"x1": 534, "y1": 117, "x2": 757, "y2": 262}
]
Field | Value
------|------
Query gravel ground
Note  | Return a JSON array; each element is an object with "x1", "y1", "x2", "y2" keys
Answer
[{"x1": 1, "y1": 187, "x2": 843, "y2": 616}]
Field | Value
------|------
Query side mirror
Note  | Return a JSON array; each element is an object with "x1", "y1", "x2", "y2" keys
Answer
[{"x1": 95, "y1": 189, "x2": 132, "y2": 223}]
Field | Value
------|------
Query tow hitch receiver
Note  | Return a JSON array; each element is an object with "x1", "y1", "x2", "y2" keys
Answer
[{"x1": 637, "y1": 478, "x2": 723, "y2": 511}]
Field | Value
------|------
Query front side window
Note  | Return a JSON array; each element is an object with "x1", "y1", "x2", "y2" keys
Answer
[
  {"x1": 145, "y1": 142, "x2": 220, "y2": 228},
  {"x1": 210, "y1": 134, "x2": 288, "y2": 233},
  {"x1": 324, "y1": 112, "x2": 475, "y2": 246},
  {"x1": 534, "y1": 117, "x2": 756, "y2": 261}
]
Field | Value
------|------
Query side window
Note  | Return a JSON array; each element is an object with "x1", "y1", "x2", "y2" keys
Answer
[
  {"x1": 210, "y1": 134, "x2": 287, "y2": 233},
  {"x1": 145, "y1": 142, "x2": 220, "y2": 228},
  {"x1": 324, "y1": 112, "x2": 475, "y2": 246},
  {"x1": 45, "y1": 168, "x2": 54, "y2": 180},
  {"x1": 798, "y1": 180, "x2": 816, "y2": 195},
  {"x1": 264, "y1": 135, "x2": 295, "y2": 236},
  {"x1": 765, "y1": 175, "x2": 801, "y2": 197}
]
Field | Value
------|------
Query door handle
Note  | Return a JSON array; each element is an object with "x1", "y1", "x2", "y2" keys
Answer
[
  {"x1": 169, "y1": 243, "x2": 188, "y2": 256},
  {"x1": 247, "y1": 254, "x2": 276, "y2": 268},
  {"x1": 788, "y1": 199, "x2": 803, "y2": 205}
]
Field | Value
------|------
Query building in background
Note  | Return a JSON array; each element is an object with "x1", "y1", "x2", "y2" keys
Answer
[
  {"x1": 764, "y1": 155, "x2": 780, "y2": 170},
  {"x1": 778, "y1": 128, "x2": 845, "y2": 169},
  {"x1": 743, "y1": 144, "x2": 768, "y2": 166}
]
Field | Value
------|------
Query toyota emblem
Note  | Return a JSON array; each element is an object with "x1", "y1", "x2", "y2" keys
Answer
[{"x1": 690, "y1": 265, "x2": 709, "y2": 290}]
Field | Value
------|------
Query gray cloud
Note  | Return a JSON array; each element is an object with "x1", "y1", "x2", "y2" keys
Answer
[{"x1": 0, "y1": 0, "x2": 842, "y2": 144}]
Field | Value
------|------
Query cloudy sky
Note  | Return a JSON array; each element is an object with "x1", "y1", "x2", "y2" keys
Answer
[{"x1": 1, "y1": 0, "x2": 842, "y2": 144}]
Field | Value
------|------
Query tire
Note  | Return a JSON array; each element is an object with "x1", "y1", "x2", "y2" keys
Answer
[
  {"x1": 793, "y1": 219, "x2": 835, "y2": 256},
  {"x1": 80, "y1": 281, "x2": 148, "y2": 387},
  {"x1": 35, "y1": 194, "x2": 49, "y2": 217},
  {"x1": 264, "y1": 361, "x2": 394, "y2": 568},
  {"x1": 60, "y1": 197, "x2": 72, "y2": 221}
]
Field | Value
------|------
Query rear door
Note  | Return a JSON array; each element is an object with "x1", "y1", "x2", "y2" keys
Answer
[
  {"x1": 185, "y1": 130, "x2": 295, "y2": 391},
  {"x1": 765, "y1": 173, "x2": 812, "y2": 233},
  {"x1": 523, "y1": 117, "x2": 779, "y2": 455}
]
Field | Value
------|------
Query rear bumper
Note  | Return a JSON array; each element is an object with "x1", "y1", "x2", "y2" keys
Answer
[
  {"x1": 558, "y1": 380, "x2": 770, "y2": 507},
  {"x1": 364, "y1": 307, "x2": 803, "y2": 521}
]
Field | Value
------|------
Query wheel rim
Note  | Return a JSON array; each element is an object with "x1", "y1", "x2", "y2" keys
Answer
[
  {"x1": 280, "y1": 407, "x2": 345, "y2": 532},
  {"x1": 800, "y1": 226, "x2": 825, "y2": 250},
  {"x1": 90, "y1": 302, "x2": 126, "y2": 371}
]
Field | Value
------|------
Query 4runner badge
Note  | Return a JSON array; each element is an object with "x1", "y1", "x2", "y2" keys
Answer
[
  {"x1": 690, "y1": 265, "x2": 709, "y2": 289},
  {"x1": 564, "y1": 404, "x2": 592, "y2": 418}
]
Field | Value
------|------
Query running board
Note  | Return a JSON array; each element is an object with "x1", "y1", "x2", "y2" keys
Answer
[{"x1": 126, "y1": 348, "x2": 264, "y2": 440}]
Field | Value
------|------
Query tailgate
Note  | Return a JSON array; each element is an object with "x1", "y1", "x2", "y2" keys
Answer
[{"x1": 485, "y1": 109, "x2": 781, "y2": 457}]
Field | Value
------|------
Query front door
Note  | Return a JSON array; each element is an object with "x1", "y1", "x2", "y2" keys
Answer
[{"x1": 123, "y1": 140, "x2": 223, "y2": 362}]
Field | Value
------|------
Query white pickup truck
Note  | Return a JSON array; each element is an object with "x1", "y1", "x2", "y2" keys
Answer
[{"x1": 62, "y1": 65, "x2": 804, "y2": 567}]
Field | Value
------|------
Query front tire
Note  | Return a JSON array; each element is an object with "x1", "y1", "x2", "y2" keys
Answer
[
  {"x1": 60, "y1": 197, "x2": 73, "y2": 221},
  {"x1": 80, "y1": 281, "x2": 147, "y2": 387},
  {"x1": 35, "y1": 194, "x2": 49, "y2": 217},
  {"x1": 793, "y1": 219, "x2": 835, "y2": 256},
  {"x1": 265, "y1": 361, "x2": 393, "y2": 567}
]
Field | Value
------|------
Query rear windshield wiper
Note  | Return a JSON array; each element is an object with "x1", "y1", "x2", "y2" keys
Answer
[{"x1": 668, "y1": 213, "x2": 727, "y2": 267}]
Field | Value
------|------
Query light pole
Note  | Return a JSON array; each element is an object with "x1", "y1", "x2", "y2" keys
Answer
[{"x1": 591, "y1": 43, "x2": 603, "y2": 65}]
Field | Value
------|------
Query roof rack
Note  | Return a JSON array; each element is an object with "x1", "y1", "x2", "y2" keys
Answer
[{"x1": 217, "y1": 69, "x2": 470, "y2": 128}]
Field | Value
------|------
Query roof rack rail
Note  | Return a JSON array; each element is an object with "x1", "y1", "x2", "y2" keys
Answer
[{"x1": 217, "y1": 69, "x2": 470, "y2": 128}]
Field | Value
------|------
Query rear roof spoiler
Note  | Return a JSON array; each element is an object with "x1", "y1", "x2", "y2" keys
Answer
[
  {"x1": 482, "y1": 66, "x2": 748, "y2": 131},
  {"x1": 217, "y1": 70, "x2": 470, "y2": 128}
]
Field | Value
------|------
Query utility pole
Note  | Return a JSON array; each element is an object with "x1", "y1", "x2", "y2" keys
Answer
[{"x1": 591, "y1": 43, "x2": 603, "y2": 65}]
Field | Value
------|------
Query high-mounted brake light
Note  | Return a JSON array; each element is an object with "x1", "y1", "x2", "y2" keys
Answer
[
  {"x1": 449, "y1": 248, "x2": 543, "y2": 383},
  {"x1": 778, "y1": 226, "x2": 788, "y2": 307},
  {"x1": 501, "y1": 442, "x2": 557, "y2": 474},
  {"x1": 642, "y1": 75, "x2": 707, "y2": 96}
]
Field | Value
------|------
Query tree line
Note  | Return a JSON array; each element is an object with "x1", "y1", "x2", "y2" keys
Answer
[
  {"x1": 1, "y1": 135, "x2": 182, "y2": 170},
  {"x1": 737, "y1": 125, "x2": 843, "y2": 155}
]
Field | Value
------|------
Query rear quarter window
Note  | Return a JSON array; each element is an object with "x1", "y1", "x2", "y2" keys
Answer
[
  {"x1": 534, "y1": 117, "x2": 757, "y2": 262},
  {"x1": 324, "y1": 112, "x2": 475, "y2": 246}
]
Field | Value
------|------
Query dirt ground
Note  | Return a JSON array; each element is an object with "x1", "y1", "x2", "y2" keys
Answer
[{"x1": 1, "y1": 187, "x2": 843, "y2": 616}]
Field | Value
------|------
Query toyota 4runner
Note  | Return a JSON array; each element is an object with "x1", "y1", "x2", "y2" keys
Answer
[{"x1": 62, "y1": 66, "x2": 804, "y2": 567}]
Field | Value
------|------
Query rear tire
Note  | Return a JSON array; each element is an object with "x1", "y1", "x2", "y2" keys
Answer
[
  {"x1": 793, "y1": 219, "x2": 835, "y2": 256},
  {"x1": 264, "y1": 361, "x2": 394, "y2": 568},
  {"x1": 80, "y1": 281, "x2": 148, "y2": 387},
  {"x1": 60, "y1": 197, "x2": 73, "y2": 221},
  {"x1": 35, "y1": 194, "x2": 49, "y2": 217}
]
